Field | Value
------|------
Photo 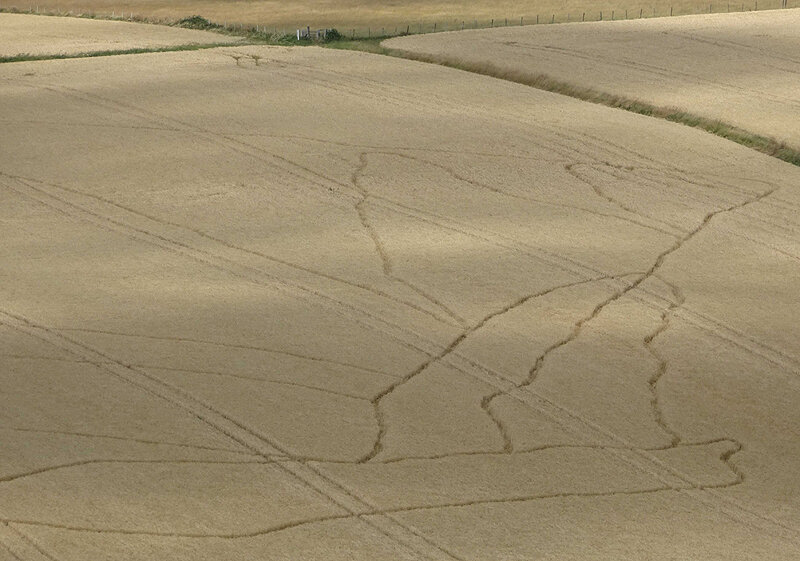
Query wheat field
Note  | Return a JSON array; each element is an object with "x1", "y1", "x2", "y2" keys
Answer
[
  {"x1": 2, "y1": 16, "x2": 800, "y2": 556},
  {"x1": 1, "y1": 0, "x2": 795, "y2": 30},
  {"x1": 0, "y1": 13, "x2": 239, "y2": 57},
  {"x1": 386, "y1": 9, "x2": 800, "y2": 147}
]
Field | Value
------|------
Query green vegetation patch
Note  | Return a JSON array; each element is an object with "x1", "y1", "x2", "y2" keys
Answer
[
  {"x1": 0, "y1": 43, "x2": 228, "y2": 64},
  {"x1": 175, "y1": 15, "x2": 223, "y2": 30},
  {"x1": 370, "y1": 46, "x2": 800, "y2": 169}
]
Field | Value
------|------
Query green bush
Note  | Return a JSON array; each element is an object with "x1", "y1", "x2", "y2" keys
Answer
[
  {"x1": 323, "y1": 28, "x2": 343, "y2": 42},
  {"x1": 176, "y1": 15, "x2": 221, "y2": 30}
]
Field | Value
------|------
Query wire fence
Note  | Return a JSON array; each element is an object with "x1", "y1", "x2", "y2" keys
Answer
[
  {"x1": 0, "y1": 0, "x2": 796, "y2": 40},
  {"x1": 335, "y1": 0, "x2": 796, "y2": 38}
]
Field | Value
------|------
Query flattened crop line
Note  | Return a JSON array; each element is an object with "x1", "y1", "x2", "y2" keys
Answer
[
  {"x1": 0, "y1": 524, "x2": 57, "y2": 561},
  {"x1": 140, "y1": 365, "x2": 374, "y2": 400},
  {"x1": 377, "y1": 438, "x2": 742, "y2": 465},
  {"x1": 460, "y1": 183, "x2": 800, "y2": 544},
  {"x1": 564, "y1": 162, "x2": 688, "y2": 236},
  {"x1": 643, "y1": 277, "x2": 684, "y2": 447},
  {"x1": 53, "y1": 327, "x2": 396, "y2": 377},
  {"x1": 1, "y1": 175, "x2": 453, "y2": 370},
  {"x1": 4, "y1": 85, "x2": 464, "y2": 328},
  {"x1": 352, "y1": 152, "x2": 468, "y2": 327},
  {"x1": 366, "y1": 183, "x2": 800, "y2": 376},
  {"x1": 0, "y1": 312, "x2": 462, "y2": 561},
  {"x1": 0, "y1": 426, "x2": 253, "y2": 455},
  {"x1": 360, "y1": 274, "x2": 624, "y2": 463},
  {"x1": 0, "y1": 459, "x2": 274, "y2": 484},
  {"x1": 365, "y1": 149, "x2": 680, "y2": 238}
]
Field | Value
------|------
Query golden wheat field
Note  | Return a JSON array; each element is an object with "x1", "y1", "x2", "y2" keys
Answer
[
  {"x1": 386, "y1": 9, "x2": 800, "y2": 147},
  {"x1": 2, "y1": 13, "x2": 800, "y2": 561},
  {"x1": 1, "y1": 0, "x2": 795, "y2": 30},
  {"x1": 0, "y1": 13, "x2": 239, "y2": 56}
]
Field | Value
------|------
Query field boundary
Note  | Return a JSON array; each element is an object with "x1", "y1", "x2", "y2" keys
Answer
[
  {"x1": 0, "y1": 43, "x2": 238, "y2": 63},
  {"x1": 3, "y1": 9, "x2": 798, "y2": 169},
  {"x1": 371, "y1": 44, "x2": 800, "y2": 168},
  {"x1": 1, "y1": 3, "x2": 796, "y2": 40}
]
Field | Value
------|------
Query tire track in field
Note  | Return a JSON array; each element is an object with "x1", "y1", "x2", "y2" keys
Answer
[
  {"x1": 0, "y1": 427, "x2": 254, "y2": 456},
  {"x1": 357, "y1": 275, "x2": 626, "y2": 463},
  {"x1": 0, "y1": 524, "x2": 56, "y2": 561},
  {"x1": 7, "y1": 59, "x2": 800, "y2": 544},
  {"x1": 351, "y1": 153, "x2": 467, "y2": 327},
  {"x1": 502, "y1": 41, "x2": 800, "y2": 110},
  {"x1": 0, "y1": 310, "x2": 463, "y2": 561},
  {"x1": 364, "y1": 150, "x2": 681, "y2": 237},
  {"x1": 3, "y1": 169, "x2": 458, "y2": 330},
  {"x1": 1, "y1": 174, "x2": 457, "y2": 368},
  {"x1": 365, "y1": 183, "x2": 800, "y2": 376},
  {"x1": 482, "y1": 179, "x2": 780, "y2": 428},
  {"x1": 8, "y1": 82, "x2": 465, "y2": 329}
]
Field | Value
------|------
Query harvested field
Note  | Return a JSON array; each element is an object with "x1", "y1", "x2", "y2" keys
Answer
[
  {"x1": 385, "y1": 9, "x2": 800, "y2": 147},
  {"x1": 0, "y1": 13, "x2": 237, "y2": 57},
  {"x1": 2, "y1": 42, "x2": 800, "y2": 560}
]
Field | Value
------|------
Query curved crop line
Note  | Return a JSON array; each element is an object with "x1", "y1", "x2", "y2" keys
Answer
[
  {"x1": 0, "y1": 426, "x2": 252, "y2": 455},
  {"x1": 351, "y1": 152, "x2": 468, "y2": 327},
  {"x1": 382, "y1": 48, "x2": 800, "y2": 168},
  {"x1": 358, "y1": 273, "x2": 637, "y2": 463},
  {"x1": 2, "y1": 436, "x2": 744, "y2": 541},
  {"x1": 0, "y1": 459, "x2": 275, "y2": 484}
]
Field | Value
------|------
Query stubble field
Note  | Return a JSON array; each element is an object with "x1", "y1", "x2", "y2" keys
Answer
[{"x1": 1, "y1": 14, "x2": 800, "y2": 561}]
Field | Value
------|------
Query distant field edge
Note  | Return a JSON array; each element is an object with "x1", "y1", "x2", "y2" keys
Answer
[
  {"x1": 377, "y1": 45, "x2": 800, "y2": 168},
  {"x1": 0, "y1": 42, "x2": 234, "y2": 63}
]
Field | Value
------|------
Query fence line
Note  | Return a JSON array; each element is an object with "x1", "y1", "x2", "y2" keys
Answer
[{"x1": 0, "y1": 0, "x2": 795, "y2": 40}]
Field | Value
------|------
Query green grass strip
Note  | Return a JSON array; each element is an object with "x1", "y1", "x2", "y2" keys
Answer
[
  {"x1": 324, "y1": 39, "x2": 800, "y2": 168},
  {"x1": 0, "y1": 42, "x2": 240, "y2": 64},
  {"x1": 3, "y1": 9, "x2": 797, "y2": 169}
]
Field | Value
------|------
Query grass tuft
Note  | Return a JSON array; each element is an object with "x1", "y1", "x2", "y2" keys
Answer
[{"x1": 175, "y1": 15, "x2": 222, "y2": 30}]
